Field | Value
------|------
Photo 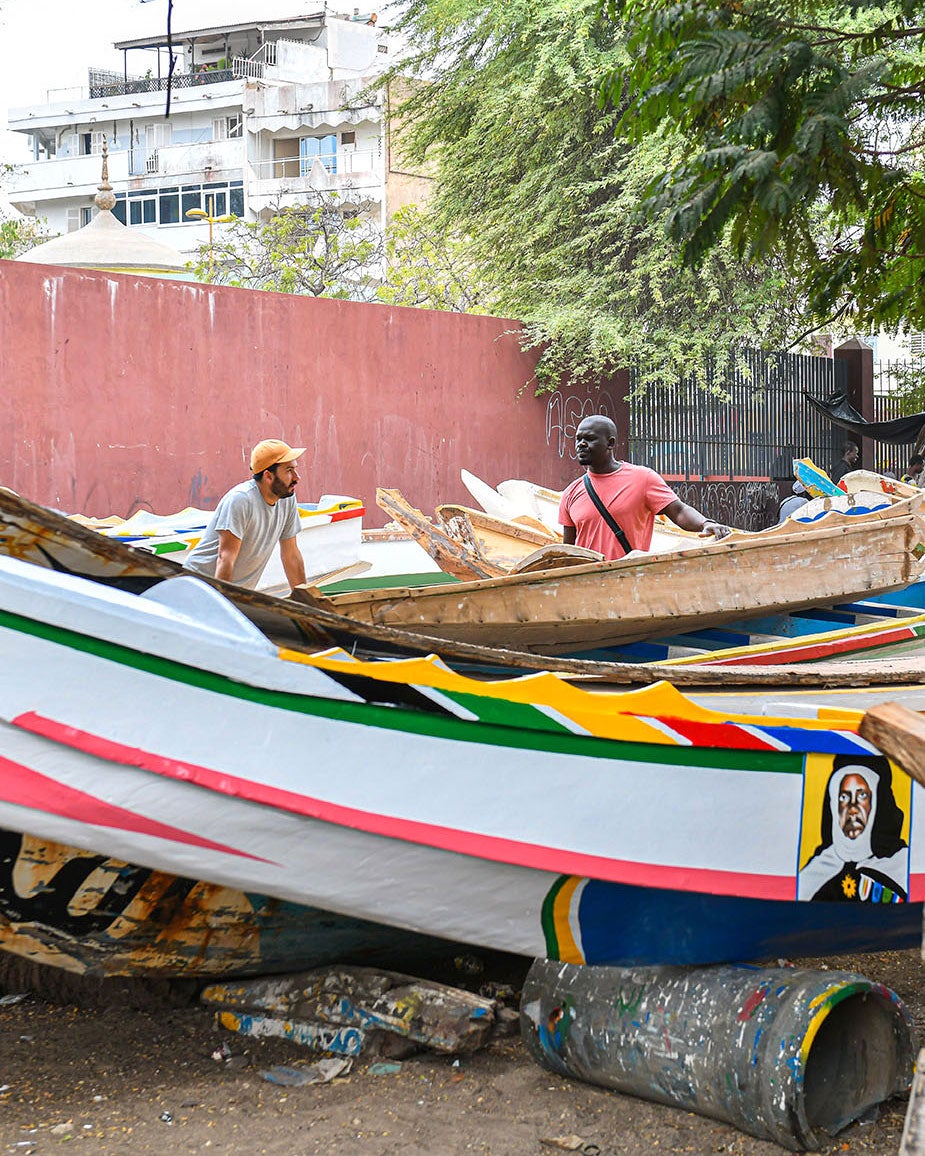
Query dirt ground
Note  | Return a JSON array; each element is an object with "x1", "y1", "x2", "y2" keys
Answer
[{"x1": 2, "y1": 948, "x2": 924, "y2": 1156}]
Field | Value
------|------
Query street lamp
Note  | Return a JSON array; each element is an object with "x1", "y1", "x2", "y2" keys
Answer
[{"x1": 185, "y1": 195, "x2": 234, "y2": 275}]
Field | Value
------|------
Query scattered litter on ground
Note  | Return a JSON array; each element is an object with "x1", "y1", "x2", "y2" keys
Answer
[
  {"x1": 260, "y1": 1056, "x2": 353, "y2": 1086},
  {"x1": 368, "y1": 1061, "x2": 402, "y2": 1076}
]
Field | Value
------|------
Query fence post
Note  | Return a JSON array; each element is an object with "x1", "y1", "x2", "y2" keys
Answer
[
  {"x1": 834, "y1": 339, "x2": 874, "y2": 471},
  {"x1": 610, "y1": 369, "x2": 631, "y2": 464}
]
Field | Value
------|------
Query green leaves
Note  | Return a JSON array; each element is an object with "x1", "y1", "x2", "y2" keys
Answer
[
  {"x1": 610, "y1": 0, "x2": 925, "y2": 330},
  {"x1": 387, "y1": 0, "x2": 807, "y2": 390},
  {"x1": 187, "y1": 190, "x2": 383, "y2": 300}
]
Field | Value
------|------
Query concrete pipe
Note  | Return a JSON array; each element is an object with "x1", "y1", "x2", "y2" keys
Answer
[{"x1": 520, "y1": 959, "x2": 916, "y2": 1151}]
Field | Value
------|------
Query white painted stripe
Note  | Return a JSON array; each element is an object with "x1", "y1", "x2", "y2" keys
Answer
[
  {"x1": 638, "y1": 716, "x2": 694, "y2": 746},
  {"x1": 736, "y1": 724, "x2": 791, "y2": 752},
  {"x1": 533, "y1": 705, "x2": 592, "y2": 736},
  {"x1": 568, "y1": 878, "x2": 588, "y2": 962},
  {"x1": 410, "y1": 685, "x2": 481, "y2": 721}
]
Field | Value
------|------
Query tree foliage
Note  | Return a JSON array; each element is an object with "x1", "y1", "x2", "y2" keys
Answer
[
  {"x1": 0, "y1": 214, "x2": 50, "y2": 260},
  {"x1": 388, "y1": 0, "x2": 810, "y2": 391},
  {"x1": 377, "y1": 204, "x2": 492, "y2": 312},
  {"x1": 189, "y1": 189, "x2": 384, "y2": 300},
  {"x1": 609, "y1": 0, "x2": 925, "y2": 332}
]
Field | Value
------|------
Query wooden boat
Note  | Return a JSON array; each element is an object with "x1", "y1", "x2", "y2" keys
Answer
[
  {"x1": 330, "y1": 490, "x2": 925, "y2": 653},
  {"x1": 76, "y1": 495, "x2": 366, "y2": 596},
  {"x1": 2, "y1": 552, "x2": 925, "y2": 969},
  {"x1": 0, "y1": 829, "x2": 456, "y2": 979},
  {"x1": 9, "y1": 485, "x2": 925, "y2": 688}
]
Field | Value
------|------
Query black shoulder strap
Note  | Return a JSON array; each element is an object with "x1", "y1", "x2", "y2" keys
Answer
[{"x1": 583, "y1": 473, "x2": 633, "y2": 554}]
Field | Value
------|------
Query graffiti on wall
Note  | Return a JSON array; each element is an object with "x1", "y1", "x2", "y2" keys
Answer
[{"x1": 546, "y1": 391, "x2": 617, "y2": 459}]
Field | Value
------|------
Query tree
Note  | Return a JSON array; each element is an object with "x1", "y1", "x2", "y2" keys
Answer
[
  {"x1": 189, "y1": 189, "x2": 384, "y2": 300},
  {"x1": 376, "y1": 204, "x2": 493, "y2": 312},
  {"x1": 0, "y1": 163, "x2": 52, "y2": 260},
  {"x1": 388, "y1": 0, "x2": 810, "y2": 391},
  {"x1": 0, "y1": 214, "x2": 51, "y2": 260},
  {"x1": 608, "y1": 0, "x2": 925, "y2": 333}
]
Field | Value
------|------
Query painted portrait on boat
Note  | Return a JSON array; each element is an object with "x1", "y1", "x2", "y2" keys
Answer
[{"x1": 797, "y1": 754, "x2": 910, "y2": 903}]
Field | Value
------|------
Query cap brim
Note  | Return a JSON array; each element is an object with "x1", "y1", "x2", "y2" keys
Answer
[{"x1": 278, "y1": 447, "x2": 306, "y2": 463}]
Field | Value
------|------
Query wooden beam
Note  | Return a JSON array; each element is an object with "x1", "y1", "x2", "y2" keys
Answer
[{"x1": 859, "y1": 703, "x2": 925, "y2": 788}]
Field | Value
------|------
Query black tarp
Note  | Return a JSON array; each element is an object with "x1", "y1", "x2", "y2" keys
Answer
[{"x1": 805, "y1": 391, "x2": 925, "y2": 445}]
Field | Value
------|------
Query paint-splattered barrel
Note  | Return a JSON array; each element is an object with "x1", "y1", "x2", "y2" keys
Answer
[{"x1": 520, "y1": 959, "x2": 915, "y2": 1151}]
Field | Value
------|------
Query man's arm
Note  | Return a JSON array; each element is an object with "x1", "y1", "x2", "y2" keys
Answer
[
  {"x1": 562, "y1": 526, "x2": 576, "y2": 546},
  {"x1": 660, "y1": 499, "x2": 730, "y2": 540},
  {"x1": 280, "y1": 535, "x2": 307, "y2": 591},
  {"x1": 214, "y1": 529, "x2": 243, "y2": 582}
]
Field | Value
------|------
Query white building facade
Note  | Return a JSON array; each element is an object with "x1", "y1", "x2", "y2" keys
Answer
[{"x1": 5, "y1": 10, "x2": 426, "y2": 260}]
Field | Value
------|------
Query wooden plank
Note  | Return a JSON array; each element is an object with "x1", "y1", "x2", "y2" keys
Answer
[
  {"x1": 899, "y1": 1048, "x2": 925, "y2": 1155},
  {"x1": 375, "y1": 488, "x2": 505, "y2": 581},
  {"x1": 202, "y1": 967, "x2": 497, "y2": 1053},
  {"x1": 859, "y1": 703, "x2": 925, "y2": 789}
]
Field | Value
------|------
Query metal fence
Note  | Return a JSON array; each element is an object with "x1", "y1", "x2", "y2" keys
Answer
[
  {"x1": 624, "y1": 349, "x2": 859, "y2": 529},
  {"x1": 628, "y1": 349, "x2": 847, "y2": 481},
  {"x1": 89, "y1": 70, "x2": 235, "y2": 99}
]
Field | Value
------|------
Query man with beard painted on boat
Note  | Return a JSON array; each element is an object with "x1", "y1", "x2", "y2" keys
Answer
[
  {"x1": 558, "y1": 415, "x2": 730, "y2": 561},
  {"x1": 798, "y1": 755, "x2": 909, "y2": 903},
  {"x1": 184, "y1": 439, "x2": 308, "y2": 591}
]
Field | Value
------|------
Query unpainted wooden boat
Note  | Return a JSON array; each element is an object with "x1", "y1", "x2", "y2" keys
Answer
[
  {"x1": 2, "y1": 553, "x2": 924, "y2": 969},
  {"x1": 9, "y1": 486, "x2": 925, "y2": 688},
  {"x1": 330, "y1": 492, "x2": 925, "y2": 653}
]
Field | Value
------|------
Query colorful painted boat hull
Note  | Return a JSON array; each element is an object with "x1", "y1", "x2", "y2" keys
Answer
[
  {"x1": 0, "y1": 830, "x2": 456, "y2": 978},
  {"x1": 1, "y1": 555, "x2": 923, "y2": 968}
]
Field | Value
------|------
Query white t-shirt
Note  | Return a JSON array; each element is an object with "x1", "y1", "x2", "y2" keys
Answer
[{"x1": 184, "y1": 479, "x2": 301, "y2": 589}]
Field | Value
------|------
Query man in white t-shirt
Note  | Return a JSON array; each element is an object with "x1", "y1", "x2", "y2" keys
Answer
[{"x1": 184, "y1": 439, "x2": 308, "y2": 591}]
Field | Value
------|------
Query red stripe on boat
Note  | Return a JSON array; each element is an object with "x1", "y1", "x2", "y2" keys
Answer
[
  {"x1": 701, "y1": 625, "x2": 916, "y2": 667},
  {"x1": 12, "y1": 711, "x2": 796, "y2": 899},
  {"x1": 0, "y1": 755, "x2": 270, "y2": 861}
]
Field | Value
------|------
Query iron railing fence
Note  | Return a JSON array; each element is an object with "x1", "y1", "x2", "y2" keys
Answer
[
  {"x1": 89, "y1": 70, "x2": 235, "y2": 99},
  {"x1": 627, "y1": 349, "x2": 848, "y2": 483}
]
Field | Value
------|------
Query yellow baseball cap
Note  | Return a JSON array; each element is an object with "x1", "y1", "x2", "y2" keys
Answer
[{"x1": 250, "y1": 439, "x2": 306, "y2": 474}]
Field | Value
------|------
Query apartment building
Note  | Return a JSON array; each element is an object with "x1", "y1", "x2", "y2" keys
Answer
[{"x1": 5, "y1": 8, "x2": 426, "y2": 261}]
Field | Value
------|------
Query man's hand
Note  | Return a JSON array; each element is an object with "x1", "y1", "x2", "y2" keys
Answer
[{"x1": 699, "y1": 520, "x2": 731, "y2": 540}]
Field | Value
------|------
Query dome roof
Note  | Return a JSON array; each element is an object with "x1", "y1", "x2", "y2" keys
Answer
[{"x1": 16, "y1": 143, "x2": 189, "y2": 275}]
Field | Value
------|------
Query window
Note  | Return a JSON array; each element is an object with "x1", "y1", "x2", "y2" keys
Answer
[
  {"x1": 158, "y1": 187, "x2": 181, "y2": 224},
  {"x1": 66, "y1": 208, "x2": 80, "y2": 233},
  {"x1": 80, "y1": 207, "x2": 94, "y2": 227},
  {"x1": 300, "y1": 134, "x2": 337, "y2": 175},
  {"x1": 340, "y1": 131, "x2": 356, "y2": 146},
  {"x1": 114, "y1": 180, "x2": 244, "y2": 227},
  {"x1": 212, "y1": 115, "x2": 243, "y2": 141},
  {"x1": 80, "y1": 132, "x2": 106, "y2": 156}
]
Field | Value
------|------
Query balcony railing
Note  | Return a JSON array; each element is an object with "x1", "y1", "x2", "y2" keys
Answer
[
  {"x1": 90, "y1": 69, "x2": 236, "y2": 99},
  {"x1": 5, "y1": 150, "x2": 130, "y2": 198},
  {"x1": 249, "y1": 149, "x2": 378, "y2": 181}
]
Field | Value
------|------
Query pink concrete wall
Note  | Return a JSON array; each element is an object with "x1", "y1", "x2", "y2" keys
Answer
[{"x1": 0, "y1": 261, "x2": 619, "y2": 524}]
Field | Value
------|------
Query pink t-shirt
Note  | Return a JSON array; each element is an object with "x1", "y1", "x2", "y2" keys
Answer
[{"x1": 558, "y1": 465, "x2": 679, "y2": 560}]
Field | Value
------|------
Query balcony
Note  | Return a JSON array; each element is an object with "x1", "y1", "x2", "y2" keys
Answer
[
  {"x1": 247, "y1": 148, "x2": 381, "y2": 204},
  {"x1": 89, "y1": 69, "x2": 235, "y2": 99},
  {"x1": 139, "y1": 138, "x2": 244, "y2": 179},
  {"x1": 5, "y1": 150, "x2": 131, "y2": 205}
]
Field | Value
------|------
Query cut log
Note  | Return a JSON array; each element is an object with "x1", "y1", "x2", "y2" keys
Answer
[{"x1": 859, "y1": 702, "x2": 925, "y2": 789}]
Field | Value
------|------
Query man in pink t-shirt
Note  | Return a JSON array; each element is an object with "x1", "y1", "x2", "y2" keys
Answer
[{"x1": 558, "y1": 416, "x2": 730, "y2": 561}]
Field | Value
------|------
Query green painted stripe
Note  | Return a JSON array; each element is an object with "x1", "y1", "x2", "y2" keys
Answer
[
  {"x1": 0, "y1": 606, "x2": 804, "y2": 773},
  {"x1": 322, "y1": 572, "x2": 460, "y2": 593},
  {"x1": 540, "y1": 875, "x2": 570, "y2": 958}
]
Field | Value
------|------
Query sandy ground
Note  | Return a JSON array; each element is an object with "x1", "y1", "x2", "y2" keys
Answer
[{"x1": 2, "y1": 949, "x2": 924, "y2": 1156}]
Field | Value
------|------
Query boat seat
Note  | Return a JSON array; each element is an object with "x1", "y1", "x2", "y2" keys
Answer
[{"x1": 509, "y1": 544, "x2": 604, "y2": 574}]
